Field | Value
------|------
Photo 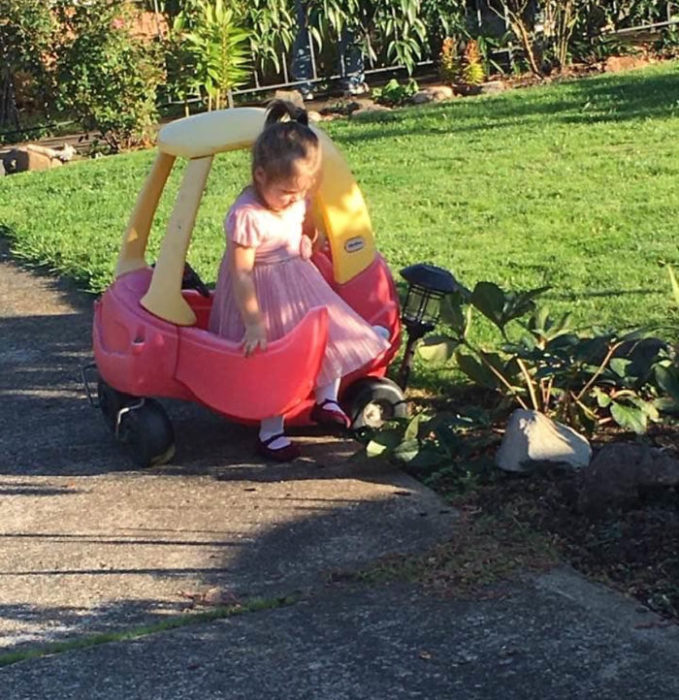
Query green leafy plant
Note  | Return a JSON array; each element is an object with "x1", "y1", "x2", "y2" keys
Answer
[
  {"x1": 177, "y1": 0, "x2": 250, "y2": 110},
  {"x1": 358, "y1": 409, "x2": 496, "y2": 492},
  {"x1": 0, "y1": 0, "x2": 57, "y2": 128},
  {"x1": 240, "y1": 0, "x2": 296, "y2": 80},
  {"x1": 655, "y1": 26, "x2": 679, "y2": 58},
  {"x1": 53, "y1": 1, "x2": 163, "y2": 152},
  {"x1": 475, "y1": 32, "x2": 511, "y2": 76},
  {"x1": 418, "y1": 280, "x2": 673, "y2": 436},
  {"x1": 460, "y1": 39, "x2": 485, "y2": 86},
  {"x1": 308, "y1": 0, "x2": 428, "y2": 76},
  {"x1": 438, "y1": 36, "x2": 458, "y2": 83},
  {"x1": 371, "y1": 77, "x2": 419, "y2": 105}
]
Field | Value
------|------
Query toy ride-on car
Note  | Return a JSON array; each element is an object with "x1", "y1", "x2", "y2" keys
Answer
[{"x1": 91, "y1": 107, "x2": 407, "y2": 467}]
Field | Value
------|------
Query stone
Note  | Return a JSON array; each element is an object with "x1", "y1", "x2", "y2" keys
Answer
[
  {"x1": 454, "y1": 83, "x2": 483, "y2": 97},
  {"x1": 351, "y1": 102, "x2": 393, "y2": 120},
  {"x1": 274, "y1": 89, "x2": 305, "y2": 109},
  {"x1": 412, "y1": 91, "x2": 433, "y2": 105},
  {"x1": 307, "y1": 110, "x2": 322, "y2": 123},
  {"x1": 2, "y1": 148, "x2": 60, "y2": 174},
  {"x1": 578, "y1": 443, "x2": 679, "y2": 515},
  {"x1": 0, "y1": 158, "x2": 5, "y2": 177},
  {"x1": 429, "y1": 85, "x2": 454, "y2": 100},
  {"x1": 480, "y1": 80, "x2": 507, "y2": 95},
  {"x1": 1, "y1": 143, "x2": 75, "y2": 175},
  {"x1": 603, "y1": 55, "x2": 652, "y2": 73},
  {"x1": 495, "y1": 409, "x2": 592, "y2": 473},
  {"x1": 412, "y1": 86, "x2": 454, "y2": 105}
]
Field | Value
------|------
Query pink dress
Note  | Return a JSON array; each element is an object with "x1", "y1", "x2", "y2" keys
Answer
[{"x1": 209, "y1": 187, "x2": 390, "y2": 387}]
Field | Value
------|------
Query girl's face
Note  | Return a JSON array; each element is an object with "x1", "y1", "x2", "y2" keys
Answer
[{"x1": 254, "y1": 157, "x2": 319, "y2": 212}]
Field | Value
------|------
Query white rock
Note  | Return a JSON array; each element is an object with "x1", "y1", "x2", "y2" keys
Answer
[{"x1": 495, "y1": 409, "x2": 591, "y2": 472}]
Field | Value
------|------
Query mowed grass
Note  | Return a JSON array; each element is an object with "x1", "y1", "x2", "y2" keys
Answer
[{"x1": 1, "y1": 62, "x2": 678, "y2": 342}]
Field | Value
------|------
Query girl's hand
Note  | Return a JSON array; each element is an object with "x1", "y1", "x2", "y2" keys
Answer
[
  {"x1": 242, "y1": 321, "x2": 267, "y2": 356},
  {"x1": 300, "y1": 235, "x2": 313, "y2": 260}
]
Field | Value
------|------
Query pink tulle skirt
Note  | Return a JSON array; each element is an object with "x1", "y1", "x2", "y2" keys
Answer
[{"x1": 208, "y1": 256, "x2": 390, "y2": 387}]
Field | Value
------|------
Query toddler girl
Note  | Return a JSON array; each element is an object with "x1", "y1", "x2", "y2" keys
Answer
[{"x1": 209, "y1": 100, "x2": 390, "y2": 461}]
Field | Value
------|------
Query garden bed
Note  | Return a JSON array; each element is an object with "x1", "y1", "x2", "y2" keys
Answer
[{"x1": 429, "y1": 424, "x2": 679, "y2": 622}]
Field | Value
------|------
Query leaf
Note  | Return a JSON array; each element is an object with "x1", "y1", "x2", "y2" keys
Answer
[
  {"x1": 392, "y1": 439, "x2": 421, "y2": 463},
  {"x1": 456, "y1": 352, "x2": 499, "y2": 389},
  {"x1": 654, "y1": 364, "x2": 679, "y2": 402},
  {"x1": 504, "y1": 287, "x2": 551, "y2": 324},
  {"x1": 668, "y1": 264, "x2": 679, "y2": 307},
  {"x1": 405, "y1": 413, "x2": 429, "y2": 441},
  {"x1": 471, "y1": 282, "x2": 549, "y2": 330},
  {"x1": 610, "y1": 402, "x2": 647, "y2": 434},
  {"x1": 471, "y1": 281, "x2": 505, "y2": 328},
  {"x1": 365, "y1": 428, "x2": 403, "y2": 457},
  {"x1": 592, "y1": 386, "x2": 611, "y2": 407},
  {"x1": 609, "y1": 357, "x2": 633, "y2": 378},
  {"x1": 439, "y1": 293, "x2": 467, "y2": 335},
  {"x1": 417, "y1": 335, "x2": 459, "y2": 363}
]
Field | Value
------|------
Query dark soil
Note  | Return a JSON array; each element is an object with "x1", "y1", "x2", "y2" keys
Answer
[{"x1": 428, "y1": 427, "x2": 679, "y2": 621}]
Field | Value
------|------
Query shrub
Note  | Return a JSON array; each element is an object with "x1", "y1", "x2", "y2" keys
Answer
[
  {"x1": 0, "y1": 0, "x2": 56, "y2": 128},
  {"x1": 438, "y1": 37, "x2": 485, "y2": 87},
  {"x1": 53, "y1": 1, "x2": 163, "y2": 152},
  {"x1": 439, "y1": 36, "x2": 458, "y2": 83},
  {"x1": 460, "y1": 39, "x2": 485, "y2": 86},
  {"x1": 418, "y1": 281, "x2": 675, "y2": 436},
  {"x1": 175, "y1": 0, "x2": 250, "y2": 110},
  {"x1": 371, "y1": 78, "x2": 419, "y2": 105}
]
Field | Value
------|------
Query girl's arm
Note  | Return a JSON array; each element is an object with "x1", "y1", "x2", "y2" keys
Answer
[{"x1": 230, "y1": 243, "x2": 267, "y2": 356}]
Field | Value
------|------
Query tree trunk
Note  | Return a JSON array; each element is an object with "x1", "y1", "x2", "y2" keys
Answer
[{"x1": 0, "y1": 64, "x2": 20, "y2": 131}]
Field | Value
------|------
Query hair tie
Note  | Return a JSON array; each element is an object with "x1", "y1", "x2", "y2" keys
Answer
[{"x1": 265, "y1": 99, "x2": 309, "y2": 128}]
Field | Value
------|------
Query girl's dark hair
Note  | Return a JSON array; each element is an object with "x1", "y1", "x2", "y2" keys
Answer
[{"x1": 252, "y1": 99, "x2": 319, "y2": 182}]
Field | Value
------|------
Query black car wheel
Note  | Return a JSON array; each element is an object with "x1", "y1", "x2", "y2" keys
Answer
[
  {"x1": 341, "y1": 377, "x2": 407, "y2": 430},
  {"x1": 115, "y1": 397, "x2": 175, "y2": 468}
]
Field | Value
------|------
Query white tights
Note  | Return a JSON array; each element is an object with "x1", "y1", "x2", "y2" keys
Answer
[
  {"x1": 259, "y1": 378, "x2": 343, "y2": 449},
  {"x1": 259, "y1": 325, "x2": 388, "y2": 449}
]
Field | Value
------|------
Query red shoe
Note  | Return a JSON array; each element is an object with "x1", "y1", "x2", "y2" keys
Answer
[
  {"x1": 256, "y1": 434, "x2": 301, "y2": 462},
  {"x1": 310, "y1": 399, "x2": 352, "y2": 430}
]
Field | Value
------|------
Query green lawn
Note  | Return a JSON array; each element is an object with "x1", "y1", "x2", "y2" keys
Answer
[{"x1": 2, "y1": 62, "x2": 678, "y2": 347}]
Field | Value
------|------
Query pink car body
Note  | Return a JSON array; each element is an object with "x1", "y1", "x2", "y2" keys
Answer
[{"x1": 93, "y1": 250, "x2": 401, "y2": 425}]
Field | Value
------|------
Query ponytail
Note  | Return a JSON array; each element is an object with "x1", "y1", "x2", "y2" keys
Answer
[
  {"x1": 253, "y1": 100, "x2": 319, "y2": 182},
  {"x1": 265, "y1": 99, "x2": 309, "y2": 128}
]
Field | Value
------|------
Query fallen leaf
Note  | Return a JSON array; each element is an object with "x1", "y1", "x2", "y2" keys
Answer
[{"x1": 179, "y1": 587, "x2": 240, "y2": 607}]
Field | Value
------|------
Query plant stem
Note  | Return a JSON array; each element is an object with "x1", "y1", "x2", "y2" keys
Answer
[
  {"x1": 464, "y1": 341, "x2": 530, "y2": 411},
  {"x1": 516, "y1": 357, "x2": 539, "y2": 411},
  {"x1": 574, "y1": 341, "x2": 624, "y2": 402}
]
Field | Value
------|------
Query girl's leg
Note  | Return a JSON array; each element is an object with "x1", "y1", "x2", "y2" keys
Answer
[
  {"x1": 258, "y1": 415, "x2": 300, "y2": 461},
  {"x1": 312, "y1": 378, "x2": 351, "y2": 429},
  {"x1": 259, "y1": 415, "x2": 287, "y2": 448}
]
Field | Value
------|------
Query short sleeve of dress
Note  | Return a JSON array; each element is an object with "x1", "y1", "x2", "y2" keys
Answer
[{"x1": 225, "y1": 207, "x2": 262, "y2": 248}]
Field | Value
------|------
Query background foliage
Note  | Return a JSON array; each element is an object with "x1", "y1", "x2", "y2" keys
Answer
[
  {"x1": 2, "y1": 0, "x2": 675, "y2": 146},
  {"x1": 53, "y1": 1, "x2": 163, "y2": 152}
]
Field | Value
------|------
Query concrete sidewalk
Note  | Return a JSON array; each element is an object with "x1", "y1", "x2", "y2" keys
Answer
[
  {"x1": 0, "y1": 244, "x2": 455, "y2": 650},
  {"x1": 4, "y1": 570, "x2": 679, "y2": 700},
  {"x1": 2, "y1": 245, "x2": 679, "y2": 698}
]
